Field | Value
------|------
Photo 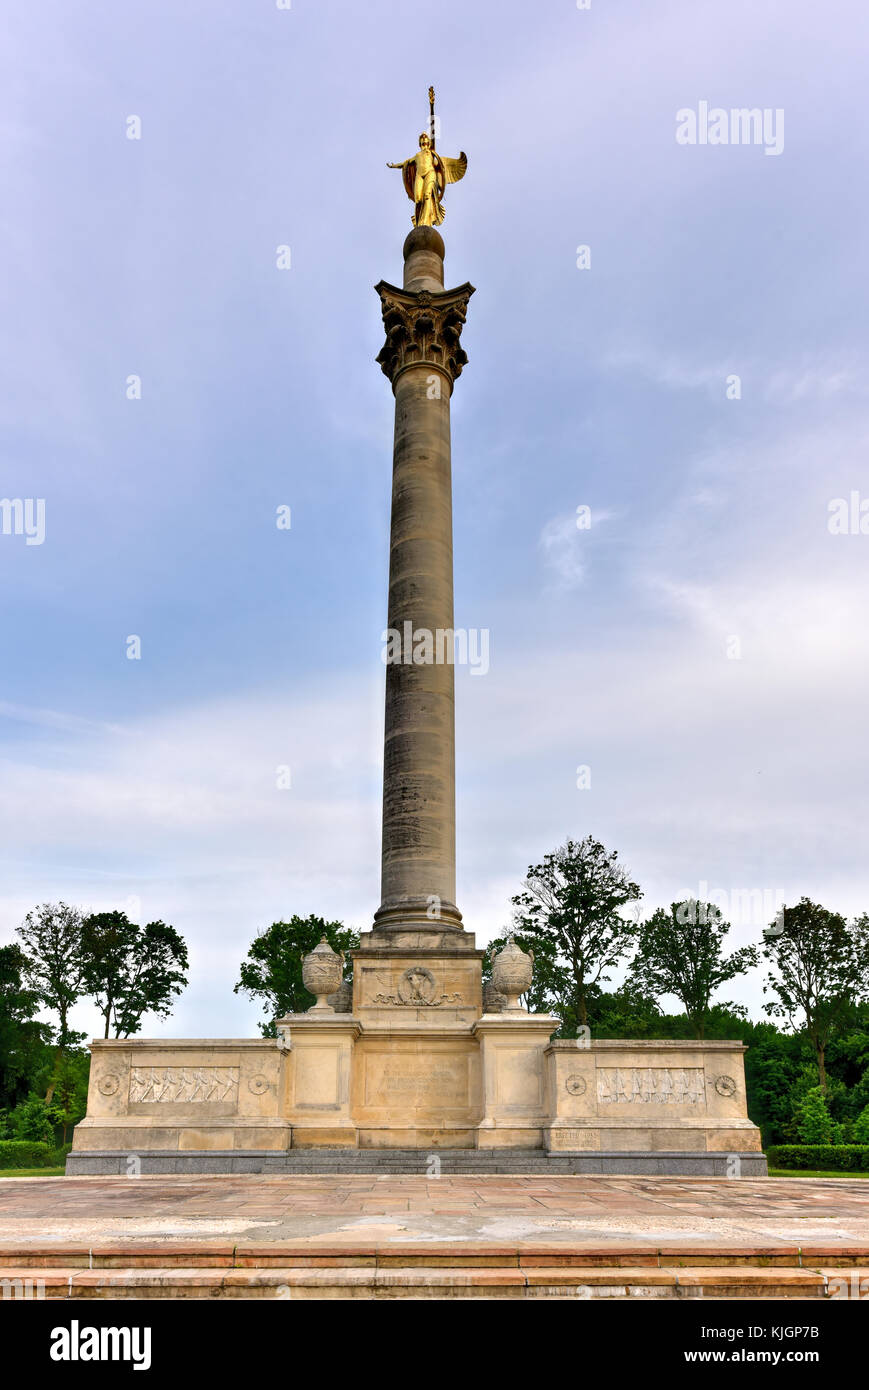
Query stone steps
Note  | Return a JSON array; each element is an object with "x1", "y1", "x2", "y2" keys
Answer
[
  {"x1": 66, "y1": 1148, "x2": 768, "y2": 1177},
  {"x1": 0, "y1": 1263, "x2": 858, "y2": 1299},
  {"x1": 1, "y1": 1243, "x2": 865, "y2": 1300},
  {"x1": 4, "y1": 1242, "x2": 867, "y2": 1268}
]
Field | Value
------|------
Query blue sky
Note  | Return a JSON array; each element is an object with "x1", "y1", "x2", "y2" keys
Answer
[{"x1": 2, "y1": 0, "x2": 868, "y2": 1037}]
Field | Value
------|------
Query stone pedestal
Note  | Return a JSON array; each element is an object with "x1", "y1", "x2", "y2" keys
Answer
[
  {"x1": 278, "y1": 1014, "x2": 360, "y2": 1148},
  {"x1": 352, "y1": 1027, "x2": 481, "y2": 1149},
  {"x1": 345, "y1": 926, "x2": 484, "y2": 1148},
  {"x1": 68, "y1": 1019, "x2": 766, "y2": 1171},
  {"x1": 474, "y1": 1014, "x2": 561, "y2": 1149},
  {"x1": 352, "y1": 926, "x2": 482, "y2": 1025}
]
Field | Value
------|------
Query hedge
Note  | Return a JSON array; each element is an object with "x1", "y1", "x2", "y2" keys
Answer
[
  {"x1": 767, "y1": 1144, "x2": 869, "y2": 1172},
  {"x1": 0, "y1": 1140, "x2": 55, "y2": 1169}
]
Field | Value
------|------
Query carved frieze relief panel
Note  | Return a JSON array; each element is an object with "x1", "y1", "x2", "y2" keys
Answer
[
  {"x1": 596, "y1": 1067, "x2": 706, "y2": 1107},
  {"x1": 128, "y1": 1066, "x2": 239, "y2": 1104}
]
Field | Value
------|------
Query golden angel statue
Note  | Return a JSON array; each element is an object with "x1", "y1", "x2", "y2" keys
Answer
[{"x1": 387, "y1": 88, "x2": 468, "y2": 227}]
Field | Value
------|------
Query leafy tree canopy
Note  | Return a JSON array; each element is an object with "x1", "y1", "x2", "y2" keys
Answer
[
  {"x1": 628, "y1": 899, "x2": 759, "y2": 1038},
  {"x1": 16, "y1": 902, "x2": 86, "y2": 1049},
  {"x1": 81, "y1": 912, "x2": 189, "y2": 1039},
  {"x1": 511, "y1": 836, "x2": 641, "y2": 1027},
  {"x1": 0, "y1": 945, "x2": 52, "y2": 1110},
  {"x1": 763, "y1": 898, "x2": 869, "y2": 1090}
]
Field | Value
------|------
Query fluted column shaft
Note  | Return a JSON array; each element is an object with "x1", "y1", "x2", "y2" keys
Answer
[{"x1": 374, "y1": 227, "x2": 474, "y2": 933}]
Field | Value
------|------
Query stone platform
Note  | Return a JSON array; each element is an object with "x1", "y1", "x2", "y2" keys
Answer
[
  {"x1": 66, "y1": 1147, "x2": 767, "y2": 1176},
  {"x1": 7, "y1": 1174, "x2": 868, "y2": 1248},
  {"x1": 68, "y1": 1028, "x2": 765, "y2": 1172},
  {"x1": 1, "y1": 1174, "x2": 866, "y2": 1299}
]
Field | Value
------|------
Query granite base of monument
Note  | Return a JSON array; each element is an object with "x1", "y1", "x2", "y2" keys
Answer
[{"x1": 69, "y1": 933, "x2": 766, "y2": 1174}]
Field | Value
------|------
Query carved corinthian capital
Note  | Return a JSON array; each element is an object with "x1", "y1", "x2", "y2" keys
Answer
[{"x1": 375, "y1": 281, "x2": 475, "y2": 390}]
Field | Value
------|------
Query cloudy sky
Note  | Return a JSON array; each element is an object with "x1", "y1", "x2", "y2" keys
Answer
[{"x1": 2, "y1": 0, "x2": 867, "y2": 1037}]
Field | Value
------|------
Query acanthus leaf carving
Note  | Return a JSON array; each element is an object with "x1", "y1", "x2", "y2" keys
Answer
[{"x1": 375, "y1": 281, "x2": 474, "y2": 388}]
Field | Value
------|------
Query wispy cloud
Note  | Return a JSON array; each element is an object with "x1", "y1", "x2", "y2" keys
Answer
[{"x1": 539, "y1": 508, "x2": 616, "y2": 592}]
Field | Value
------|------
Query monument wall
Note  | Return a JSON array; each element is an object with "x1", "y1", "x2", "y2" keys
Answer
[{"x1": 69, "y1": 993, "x2": 766, "y2": 1173}]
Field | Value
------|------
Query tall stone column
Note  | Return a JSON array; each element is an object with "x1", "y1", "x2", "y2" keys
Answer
[{"x1": 374, "y1": 227, "x2": 474, "y2": 935}]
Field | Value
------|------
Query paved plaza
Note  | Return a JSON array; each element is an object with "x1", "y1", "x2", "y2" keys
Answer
[{"x1": 1, "y1": 1175, "x2": 867, "y2": 1250}]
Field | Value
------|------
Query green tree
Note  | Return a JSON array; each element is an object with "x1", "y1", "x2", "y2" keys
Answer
[
  {"x1": 794, "y1": 1086, "x2": 835, "y2": 1143},
  {"x1": 0, "y1": 944, "x2": 51, "y2": 1110},
  {"x1": 111, "y1": 920, "x2": 189, "y2": 1038},
  {"x1": 8, "y1": 1096, "x2": 59, "y2": 1145},
  {"x1": 585, "y1": 984, "x2": 665, "y2": 1039},
  {"x1": 763, "y1": 899, "x2": 869, "y2": 1091},
  {"x1": 80, "y1": 911, "x2": 140, "y2": 1038},
  {"x1": 743, "y1": 1026, "x2": 809, "y2": 1146},
  {"x1": 853, "y1": 1105, "x2": 869, "y2": 1143},
  {"x1": 511, "y1": 837, "x2": 641, "y2": 1029},
  {"x1": 234, "y1": 916, "x2": 360, "y2": 1036},
  {"x1": 16, "y1": 902, "x2": 86, "y2": 1050},
  {"x1": 43, "y1": 1050, "x2": 90, "y2": 1145},
  {"x1": 824, "y1": 1005, "x2": 869, "y2": 1118},
  {"x1": 81, "y1": 912, "x2": 188, "y2": 1038},
  {"x1": 628, "y1": 900, "x2": 759, "y2": 1039}
]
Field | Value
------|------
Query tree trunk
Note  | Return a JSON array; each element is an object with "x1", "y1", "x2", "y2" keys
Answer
[
  {"x1": 44, "y1": 1047, "x2": 60, "y2": 1104},
  {"x1": 817, "y1": 1042, "x2": 827, "y2": 1093}
]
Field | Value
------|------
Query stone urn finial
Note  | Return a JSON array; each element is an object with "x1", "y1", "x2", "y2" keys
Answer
[
  {"x1": 491, "y1": 935, "x2": 533, "y2": 1012},
  {"x1": 302, "y1": 937, "x2": 345, "y2": 1012}
]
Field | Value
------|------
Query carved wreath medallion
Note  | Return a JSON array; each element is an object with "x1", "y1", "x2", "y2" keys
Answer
[
  {"x1": 98, "y1": 1074, "x2": 120, "y2": 1097},
  {"x1": 373, "y1": 965, "x2": 463, "y2": 1008},
  {"x1": 714, "y1": 1074, "x2": 737, "y2": 1097},
  {"x1": 565, "y1": 1074, "x2": 587, "y2": 1096},
  {"x1": 398, "y1": 966, "x2": 436, "y2": 1004}
]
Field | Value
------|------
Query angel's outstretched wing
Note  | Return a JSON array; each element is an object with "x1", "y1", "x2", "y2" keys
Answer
[
  {"x1": 439, "y1": 151, "x2": 468, "y2": 185},
  {"x1": 402, "y1": 158, "x2": 417, "y2": 202}
]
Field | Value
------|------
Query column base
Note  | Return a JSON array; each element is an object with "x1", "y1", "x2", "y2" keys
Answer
[{"x1": 373, "y1": 899, "x2": 464, "y2": 934}]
